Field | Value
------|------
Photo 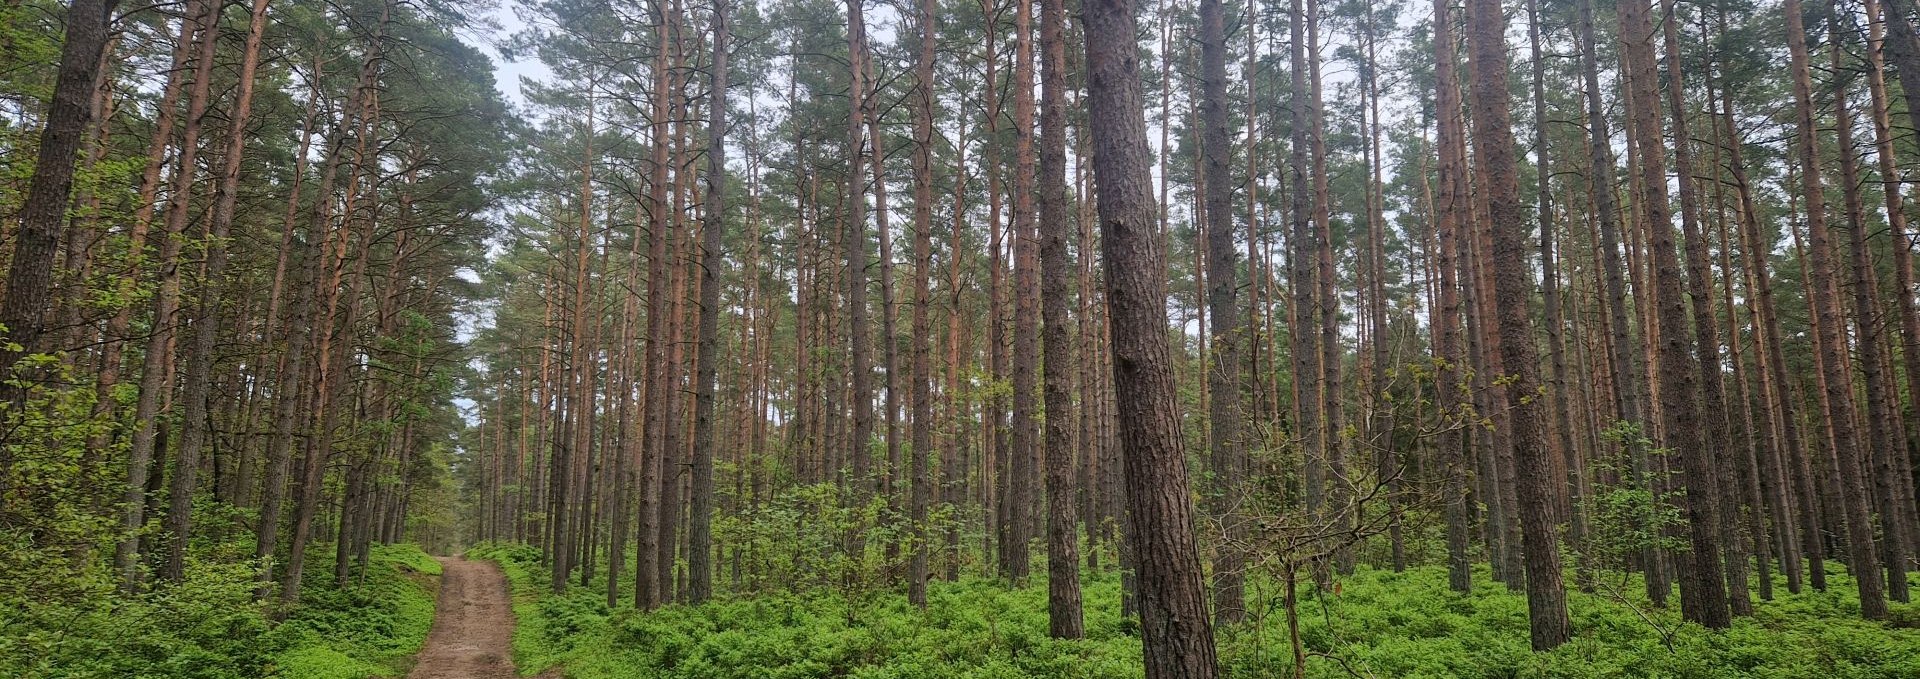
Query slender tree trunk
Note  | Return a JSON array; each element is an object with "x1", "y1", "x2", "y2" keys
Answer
[
  {"x1": 1578, "y1": 0, "x2": 1663, "y2": 605},
  {"x1": 687, "y1": 0, "x2": 728, "y2": 605},
  {"x1": 121, "y1": 0, "x2": 220, "y2": 590},
  {"x1": 1652, "y1": 0, "x2": 1738, "y2": 623},
  {"x1": 1197, "y1": 0, "x2": 1244, "y2": 624},
  {"x1": 1830, "y1": 31, "x2": 1911, "y2": 603},
  {"x1": 1528, "y1": 0, "x2": 1585, "y2": 577},
  {"x1": 1038, "y1": 0, "x2": 1082, "y2": 636},
  {"x1": 1005, "y1": 0, "x2": 1039, "y2": 583},
  {"x1": 1786, "y1": 0, "x2": 1889, "y2": 619},
  {"x1": 637, "y1": 2, "x2": 674, "y2": 608},
  {"x1": 1430, "y1": 0, "x2": 1473, "y2": 594},
  {"x1": 908, "y1": 0, "x2": 938, "y2": 605},
  {"x1": 0, "y1": 0, "x2": 121, "y2": 415},
  {"x1": 1720, "y1": 86, "x2": 1817, "y2": 593},
  {"x1": 1864, "y1": 0, "x2": 1920, "y2": 565},
  {"x1": 165, "y1": 0, "x2": 274, "y2": 583},
  {"x1": 845, "y1": 0, "x2": 875, "y2": 507}
]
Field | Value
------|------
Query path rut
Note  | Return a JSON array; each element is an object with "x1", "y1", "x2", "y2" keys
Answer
[{"x1": 406, "y1": 556, "x2": 534, "y2": 679}]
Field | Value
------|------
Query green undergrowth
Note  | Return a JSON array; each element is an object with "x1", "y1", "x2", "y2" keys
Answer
[
  {"x1": 1, "y1": 541, "x2": 442, "y2": 678},
  {"x1": 272, "y1": 543, "x2": 444, "y2": 679},
  {"x1": 471, "y1": 542, "x2": 1920, "y2": 679}
]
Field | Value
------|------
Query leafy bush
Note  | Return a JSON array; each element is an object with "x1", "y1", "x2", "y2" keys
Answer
[{"x1": 0, "y1": 541, "x2": 443, "y2": 679}]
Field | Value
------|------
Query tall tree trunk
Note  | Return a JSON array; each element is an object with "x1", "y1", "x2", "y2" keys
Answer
[
  {"x1": 1465, "y1": 0, "x2": 1572, "y2": 648},
  {"x1": 1720, "y1": 85, "x2": 1818, "y2": 593},
  {"x1": 1879, "y1": 0, "x2": 1920, "y2": 497},
  {"x1": 845, "y1": 0, "x2": 875, "y2": 507},
  {"x1": 1830, "y1": 30, "x2": 1911, "y2": 603},
  {"x1": 1005, "y1": 0, "x2": 1039, "y2": 583},
  {"x1": 1289, "y1": 0, "x2": 1325, "y2": 542},
  {"x1": 1082, "y1": 0, "x2": 1220, "y2": 672},
  {"x1": 1577, "y1": 0, "x2": 1664, "y2": 605},
  {"x1": 687, "y1": 0, "x2": 728, "y2": 605},
  {"x1": 120, "y1": 0, "x2": 220, "y2": 590},
  {"x1": 1528, "y1": 0, "x2": 1584, "y2": 577},
  {"x1": 1785, "y1": 0, "x2": 1889, "y2": 619},
  {"x1": 0, "y1": 0, "x2": 121, "y2": 415},
  {"x1": 1864, "y1": 0, "x2": 1920, "y2": 565},
  {"x1": 1198, "y1": 0, "x2": 1244, "y2": 624},
  {"x1": 1038, "y1": 0, "x2": 1082, "y2": 637},
  {"x1": 908, "y1": 0, "x2": 938, "y2": 606},
  {"x1": 1430, "y1": 0, "x2": 1473, "y2": 594},
  {"x1": 1651, "y1": 0, "x2": 1738, "y2": 623},
  {"x1": 165, "y1": 0, "x2": 274, "y2": 583},
  {"x1": 637, "y1": 1, "x2": 675, "y2": 608}
]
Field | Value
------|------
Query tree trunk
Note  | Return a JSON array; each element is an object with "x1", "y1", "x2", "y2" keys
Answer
[
  {"x1": 1785, "y1": 0, "x2": 1889, "y2": 619},
  {"x1": 1430, "y1": 0, "x2": 1473, "y2": 594},
  {"x1": 1198, "y1": 0, "x2": 1244, "y2": 624},
  {"x1": 637, "y1": 1, "x2": 675, "y2": 608},
  {"x1": 1464, "y1": 0, "x2": 1572, "y2": 648},
  {"x1": 1651, "y1": 0, "x2": 1738, "y2": 623},
  {"x1": 1038, "y1": 0, "x2": 1082, "y2": 637},
  {"x1": 909, "y1": 0, "x2": 938, "y2": 605},
  {"x1": 123, "y1": 0, "x2": 220, "y2": 590},
  {"x1": 1577, "y1": 0, "x2": 1664, "y2": 605},
  {"x1": 0, "y1": 0, "x2": 121, "y2": 414},
  {"x1": 1082, "y1": 0, "x2": 1220, "y2": 672},
  {"x1": 687, "y1": 0, "x2": 728, "y2": 605},
  {"x1": 165, "y1": 0, "x2": 274, "y2": 583},
  {"x1": 1829, "y1": 31, "x2": 1911, "y2": 603}
]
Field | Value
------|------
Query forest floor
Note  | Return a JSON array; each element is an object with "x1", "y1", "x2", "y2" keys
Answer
[{"x1": 406, "y1": 556, "x2": 550, "y2": 679}]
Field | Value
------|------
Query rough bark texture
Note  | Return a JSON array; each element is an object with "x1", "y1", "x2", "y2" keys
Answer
[
  {"x1": 1430, "y1": 0, "x2": 1473, "y2": 594},
  {"x1": 1006, "y1": 0, "x2": 1039, "y2": 582},
  {"x1": 1642, "y1": 0, "x2": 1734, "y2": 626},
  {"x1": 687, "y1": 0, "x2": 729, "y2": 605},
  {"x1": 1082, "y1": 0, "x2": 1220, "y2": 672},
  {"x1": 0, "y1": 0, "x2": 120, "y2": 406},
  {"x1": 845, "y1": 0, "x2": 875, "y2": 509},
  {"x1": 166, "y1": 0, "x2": 274, "y2": 584},
  {"x1": 1037, "y1": 0, "x2": 1083, "y2": 639},
  {"x1": 1829, "y1": 32, "x2": 1911, "y2": 603},
  {"x1": 1464, "y1": 0, "x2": 1572, "y2": 649},
  {"x1": 117, "y1": 0, "x2": 216, "y2": 590},
  {"x1": 1787, "y1": 0, "x2": 1889, "y2": 619},
  {"x1": 1577, "y1": 0, "x2": 1663, "y2": 605},
  {"x1": 908, "y1": 0, "x2": 938, "y2": 607},
  {"x1": 1197, "y1": 0, "x2": 1244, "y2": 625},
  {"x1": 1528, "y1": 0, "x2": 1584, "y2": 576},
  {"x1": 636, "y1": 2, "x2": 674, "y2": 609}
]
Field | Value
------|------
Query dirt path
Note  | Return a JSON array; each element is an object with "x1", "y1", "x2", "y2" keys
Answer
[{"x1": 406, "y1": 556, "x2": 525, "y2": 679}]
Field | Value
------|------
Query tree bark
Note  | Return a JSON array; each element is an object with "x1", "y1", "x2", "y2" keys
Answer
[
  {"x1": 1198, "y1": 0, "x2": 1244, "y2": 624},
  {"x1": 1083, "y1": 0, "x2": 1220, "y2": 671},
  {"x1": 0, "y1": 0, "x2": 121, "y2": 412},
  {"x1": 123, "y1": 0, "x2": 220, "y2": 590},
  {"x1": 165, "y1": 0, "x2": 274, "y2": 583},
  {"x1": 1465, "y1": 0, "x2": 1573, "y2": 648},
  {"x1": 688, "y1": 0, "x2": 728, "y2": 605},
  {"x1": 908, "y1": 0, "x2": 938, "y2": 605},
  {"x1": 1038, "y1": 0, "x2": 1082, "y2": 637},
  {"x1": 1829, "y1": 31, "x2": 1911, "y2": 603},
  {"x1": 1430, "y1": 0, "x2": 1473, "y2": 594},
  {"x1": 1785, "y1": 0, "x2": 1889, "y2": 619}
]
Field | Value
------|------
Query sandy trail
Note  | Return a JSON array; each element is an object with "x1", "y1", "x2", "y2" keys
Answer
[{"x1": 406, "y1": 556, "x2": 530, "y2": 679}]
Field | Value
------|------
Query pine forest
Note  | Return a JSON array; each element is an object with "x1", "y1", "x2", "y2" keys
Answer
[{"x1": 4, "y1": 0, "x2": 1920, "y2": 676}]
